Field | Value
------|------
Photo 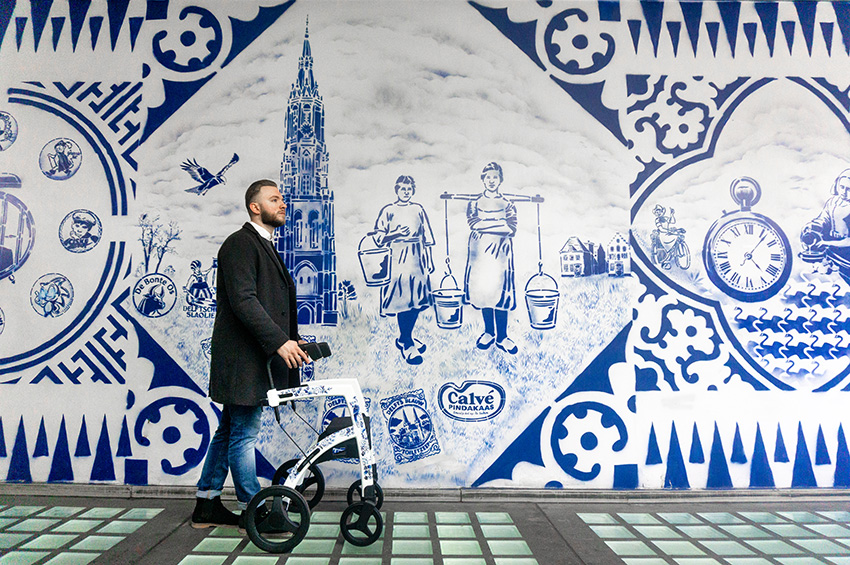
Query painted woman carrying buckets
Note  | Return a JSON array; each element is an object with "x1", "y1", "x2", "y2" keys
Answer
[
  {"x1": 464, "y1": 162, "x2": 518, "y2": 354},
  {"x1": 372, "y1": 175, "x2": 435, "y2": 365}
]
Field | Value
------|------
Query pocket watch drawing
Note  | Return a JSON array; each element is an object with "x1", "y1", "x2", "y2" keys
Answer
[{"x1": 702, "y1": 177, "x2": 792, "y2": 302}]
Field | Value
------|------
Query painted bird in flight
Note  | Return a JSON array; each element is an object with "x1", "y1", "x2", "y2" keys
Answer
[{"x1": 181, "y1": 153, "x2": 239, "y2": 195}]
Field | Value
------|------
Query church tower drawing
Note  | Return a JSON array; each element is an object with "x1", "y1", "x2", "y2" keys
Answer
[{"x1": 278, "y1": 21, "x2": 338, "y2": 326}]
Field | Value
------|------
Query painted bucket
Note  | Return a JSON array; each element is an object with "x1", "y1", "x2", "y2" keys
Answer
[
  {"x1": 433, "y1": 274, "x2": 464, "y2": 329},
  {"x1": 525, "y1": 271, "x2": 559, "y2": 330},
  {"x1": 358, "y1": 236, "x2": 391, "y2": 286}
]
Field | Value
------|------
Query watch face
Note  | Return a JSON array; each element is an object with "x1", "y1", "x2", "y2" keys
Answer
[{"x1": 707, "y1": 216, "x2": 789, "y2": 299}]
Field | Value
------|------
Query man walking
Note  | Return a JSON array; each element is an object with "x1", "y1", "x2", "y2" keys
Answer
[{"x1": 192, "y1": 179, "x2": 311, "y2": 529}]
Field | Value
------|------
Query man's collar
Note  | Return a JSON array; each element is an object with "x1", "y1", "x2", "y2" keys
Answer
[{"x1": 249, "y1": 221, "x2": 273, "y2": 241}]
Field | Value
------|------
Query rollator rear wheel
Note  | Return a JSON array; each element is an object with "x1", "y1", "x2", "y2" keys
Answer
[
  {"x1": 346, "y1": 479, "x2": 383, "y2": 509},
  {"x1": 245, "y1": 485, "x2": 310, "y2": 553},
  {"x1": 340, "y1": 501, "x2": 383, "y2": 546},
  {"x1": 272, "y1": 458, "x2": 325, "y2": 509}
]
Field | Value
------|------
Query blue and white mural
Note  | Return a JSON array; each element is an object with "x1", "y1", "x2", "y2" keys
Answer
[{"x1": 1, "y1": 0, "x2": 849, "y2": 492}]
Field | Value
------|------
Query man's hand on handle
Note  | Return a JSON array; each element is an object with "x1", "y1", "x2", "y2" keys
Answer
[{"x1": 277, "y1": 339, "x2": 311, "y2": 369}]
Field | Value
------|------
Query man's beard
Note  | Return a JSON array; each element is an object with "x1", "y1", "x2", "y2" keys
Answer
[{"x1": 260, "y1": 208, "x2": 285, "y2": 227}]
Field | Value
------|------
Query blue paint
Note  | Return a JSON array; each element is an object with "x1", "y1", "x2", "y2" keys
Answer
[
  {"x1": 48, "y1": 417, "x2": 73, "y2": 482},
  {"x1": 717, "y1": 1, "x2": 741, "y2": 56},
  {"x1": 754, "y1": 1, "x2": 778, "y2": 56},
  {"x1": 730, "y1": 424, "x2": 747, "y2": 464},
  {"x1": 816, "y1": 425, "x2": 832, "y2": 465},
  {"x1": 75, "y1": 415, "x2": 91, "y2": 457},
  {"x1": 774, "y1": 423, "x2": 789, "y2": 463},
  {"x1": 117, "y1": 416, "x2": 132, "y2": 457},
  {"x1": 679, "y1": 1, "x2": 702, "y2": 55},
  {"x1": 598, "y1": 1, "x2": 620, "y2": 22},
  {"x1": 88, "y1": 16, "x2": 103, "y2": 50},
  {"x1": 134, "y1": 397, "x2": 209, "y2": 475},
  {"x1": 124, "y1": 458, "x2": 148, "y2": 486},
  {"x1": 666, "y1": 21, "x2": 681, "y2": 56},
  {"x1": 468, "y1": 2, "x2": 545, "y2": 71},
  {"x1": 30, "y1": 0, "x2": 53, "y2": 51},
  {"x1": 0, "y1": 417, "x2": 5, "y2": 457},
  {"x1": 91, "y1": 416, "x2": 115, "y2": 481},
  {"x1": 472, "y1": 408, "x2": 548, "y2": 487},
  {"x1": 7, "y1": 417, "x2": 32, "y2": 482},
  {"x1": 51, "y1": 16, "x2": 64, "y2": 51},
  {"x1": 255, "y1": 448, "x2": 276, "y2": 481},
  {"x1": 707, "y1": 423, "x2": 732, "y2": 489},
  {"x1": 781, "y1": 21, "x2": 796, "y2": 55},
  {"x1": 627, "y1": 20, "x2": 641, "y2": 53},
  {"x1": 834, "y1": 424, "x2": 850, "y2": 487},
  {"x1": 162, "y1": 426, "x2": 180, "y2": 445},
  {"x1": 791, "y1": 423, "x2": 817, "y2": 488},
  {"x1": 705, "y1": 21, "x2": 719, "y2": 56},
  {"x1": 835, "y1": 1, "x2": 850, "y2": 55},
  {"x1": 664, "y1": 423, "x2": 689, "y2": 489},
  {"x1": 749, "y1": 424, "x2": 774, "y2": 488},
  {"x1": 33, "y1": 417, "x2": 49, "y2": 457},
  {"x1": 689, "y1": 423, "x2": 704, "y2": 464},
  {"x1": 743, "y1": 22, "x2": 757, "y2": 56},
  {"x1": 613, "y1": 464, "x2": 638, "y2": 490},
  {"x1": 646, "y1": 424, "x2": 662, "y2": 465},
  {"x1": 639, "y1": 1, "x2": 664, "y2": 56},
  {"x1": 106, "y1": 0, "x2": 130, "y2": 50},
  {"x1": 795, "y1": 0, "x2": 817, "y2": 55},
  {"x1": 222, "y1": 2, "x2": 296, "y2": 68},
  {"x1": 67, "y1": 0, "x2": 90, "y2": 51},
  {"x1": 0, "y1": 0, "x2": 14, "y2": 52}
]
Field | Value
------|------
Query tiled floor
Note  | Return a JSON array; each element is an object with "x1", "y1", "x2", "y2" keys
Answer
[{"x1": 581, "y1": 509, "x2": 850, "y2": 564}]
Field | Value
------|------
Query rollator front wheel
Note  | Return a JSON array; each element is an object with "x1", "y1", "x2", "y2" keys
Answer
[
  {"x1": 272, "y1": 458, "x2": 325, "y2": 509},
  {"x1": 346, "y1": 479, "x2": 383, "y2": 509},
  {"x1": 245, "y1": 485, "x2": 310, "y2": 553},
  {"x1": 340, "y1": 501, "x2": 383, "y2": 546}
]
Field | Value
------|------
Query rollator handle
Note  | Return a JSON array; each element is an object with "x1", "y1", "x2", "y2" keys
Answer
[{"x1": 300, "y1": 341, "x2": 332, "y2": 360}]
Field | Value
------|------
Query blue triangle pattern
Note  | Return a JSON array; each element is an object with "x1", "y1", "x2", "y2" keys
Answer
[
  {"x1": 791, "y1": 423, "x2": 817, "y2": 488},
  {"x1": 834, "y1": 1, "x2": 850, "y2": 55},
  {"x1": 117, "y1": 416, "x2": 132, "y2": 457},
  {"x1": 755, "y1": 1, "x2": 778, "y2": 56},
  {"x1": 88, "y1": 16, "x2": 102, "y2": 50},
  {"x1": 33, "y1": 417, "x2": 49, "y2": 457},
  {"x1": 16, "y1": 17, "x2": 27, "y2": 50},
  {"x1": 29, "y1": 0, "x2": 53, "y2": 51},
  {"x1": 664, "y1": 422, "x2": 689, "y2": 489},
  {"x1": 743, "y1": 22, "x2": 758, "y2": 56},
  {"x1": 705, "y1": 21, "x2": 720, "y2": 56},
  {"x1": 467, "y1": 1, "x2": 544, "y2": 70},
  {"x1": 67, "y1": 0, "x2": 89, "y2": 51},
  {"x1": 816, "y1": 425, "x2": 831, "y2": 465},
  {"x1": 822, "y1": 22, "x2": 835, "y2": 56},
  {"x1": 640, "y1": 0, "x2": 664, "y2": 56},
  {"x1": 680, "y1": 1, "x2": 702, "y2": 56},
  {"x1": 666, "y1": 21, "x2": 680, "y2": 57},
  {"x1": 48, "y1": 417, "x2": 73, "y2": 482},
  {"x1": 707, "y1": 423, "x2": 732, "y2": 489},
  {"x1": 107, "y1": 0, "x2": 130, "y2": 51},
  {"x1": 795, "y1": 0, "x2": 817, "y2": 55},
  {"x1": 775, "y1": 423, "x2": 789, "y2": 462},
  {"x1": 628, "y1": 19, "x2": 641, "y2": 53},
  {"x1": 75, "y1": 415, "x2": 91, "y2": 457},
  {"x1": 731, "y1": 424, "x2": 747, "y2": 464},
  {"x1": 90, "y1": 416, "x2": 115, "y2": 481},
  {"x1": 646, "y1": 423, "x2": 662, "y2": 465},
  {"x1": 50, "y1": 16, "x2": 62, "y2": 50},
  {"x1": 717, "y1": 0, "x2": 740, "y2": 56},
  {"x1": 689, "y1": 422, "x2": 704, "y2": 464},
  {"x1": 128, "y1": 16, "x2": 143, "y2": 51},
  {"x1": 782, "y1": 20, "x2": 796, "y2": 55},
  {"x1": 0, "y1": 0, "x2": 15, "y2": 53},
  {"x1": 834, "y1": 424, "x2": 850, "y2": 487},
  {"x1": 749, "y1": 424, "x2": 775, "y2": 488},
  {"x1": 7, "y1": 417, "x2": 32, "y2": 482}
]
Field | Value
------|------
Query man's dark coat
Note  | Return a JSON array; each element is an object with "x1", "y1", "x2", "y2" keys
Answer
[{"x1": 209, "y1": 223, "x2": 300, "y2": 405}]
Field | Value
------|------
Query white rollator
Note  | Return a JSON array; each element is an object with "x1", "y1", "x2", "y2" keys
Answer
[{"x1": 244, "y1": 347, "x2": 383, "y2": 553}]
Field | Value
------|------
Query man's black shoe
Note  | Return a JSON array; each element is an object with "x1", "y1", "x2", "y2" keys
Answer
[
  {"x1": 239, "y1": 504, "x2": 293, "y2": 536},
  {"x1": 191, "y1": 496, "x2": 239, "y2": 528}
]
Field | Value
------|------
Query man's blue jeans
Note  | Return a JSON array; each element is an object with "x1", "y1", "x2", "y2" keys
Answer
[{"x1": 196, "y1": 404, "x2": 262, "y2": 509}]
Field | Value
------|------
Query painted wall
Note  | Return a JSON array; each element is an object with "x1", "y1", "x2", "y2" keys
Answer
[{"x1": 1, "y1": 0, "x2": 849, "y2": 491}]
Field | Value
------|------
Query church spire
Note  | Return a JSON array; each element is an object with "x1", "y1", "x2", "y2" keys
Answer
[{"x1": 296, "y1": 19, "x2": 317, "y2": 95}]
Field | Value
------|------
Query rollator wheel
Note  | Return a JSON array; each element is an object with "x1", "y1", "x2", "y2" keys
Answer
[
  {"x1": 272, "y1": 458, "x2": 325, "y2": 509},
  {"x1": 340, "y1": 501, "x2": 383, "y2": 546},
  {"x1": 245, "y1": 485, "x2": 310, "y2": 554},
  {"x1": 346, "y1": 479, "x2": 384, "y2": 509}
]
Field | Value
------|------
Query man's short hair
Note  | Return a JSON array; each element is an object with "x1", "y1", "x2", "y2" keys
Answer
[{"x1": 245, "y1": 179, "x2": 278, "y2": 212}]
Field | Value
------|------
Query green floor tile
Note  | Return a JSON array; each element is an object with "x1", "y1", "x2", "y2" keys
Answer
[
  {"x1": 393, "y1": 525, "x2": 430, "y2": 538},
  {"x1": 659, "y1": 514, "x2": 704, "y2": 525},
  {"x1": 671, "y1": 559, "x2": 722, "y2": 565},
  {"x1": 719, "y1": 525, "x2": 772, "y2": 538},
  {"x1": 78, "y1": 507, "x2": 122, "y2": 519},
  {"x1": 777, "y1": 512, "x2": 827, "y2": 524},
  {"x1": 480, "y1": 524, "x2": 522, "y2": 538},
  {"x1": 37, "y1": 507, "x2": 85, "y2": 518},
  {"x1": 725, "y1": 559, "x2": 774, "y2": 565},
  {"x1": 493, "y1": 559, "x2": 539, "y2": 565},
  {"x1": 621, "y1": 559, "x2": 669, "y2": 565},
  {"x1": 579, "y1": 513, "x2": 618, "y2": 525},
  {"x1": 698, "y1": 513, "x2": 743, "y2": 525},
  {"x1": 119, "y1": 508, "x2": 164, "y2": 520},
  {"x1": 42, "y1": 553, "x2": 99, "y2": 565},
  {"x1": 193, "y1": 536, "x2": 242, "y2": 552},
  {"x1": 590, "y1": 525, "x2": 635, "y2": 539},
  {"x1": 208, "y1": 526, "x2": 242, "y2": 537},
  {"x1": 738, "y1": 512, "x2": 788, "y2": 524},
  {"x1": 792, "y1": 539, "x2": 850, "y2": 555},
  {"x1": 763, "y1": 524, "x2": 819, "y2": 538},
  {"x1": 606, "y1": 540, "x2": 657, "y2": 556},
  {"x1": 652, "y1": 540, "x2": 705, "y2": 556},
  {"x1": 337, "y1": 559, "x2": 383, "y2": 565},
  {"x1": 8, "y1": 518, "x2": 60, "y2": 532},
  {"x1": 698, "y1": 540, "x2": 755, "y2": 556},
  {"x1": 818, "y1": 512, "x2": 850, "y2": 522},
  {"x1": 98, "y1": 520, "x2": 146, "y2": 534},
  {"x1": 808, "y1": 525, "x2": 850, "y2": 537},
  {"x1": 487, "y1": 540, "x2": 532, "y2": 556},
  {"x1": 0, "y1": 532, "x2": 33, "y2": 548},
  {"x1": 635, "y1": 525, "x2": 682, "y2": 539},
  {"x1": 0, "y1": 518, "x2": 18, "y2": 530},
  {"x1": 437, "y1": 525, "x2": 475, "y2": 538},
  {"x1": 619, "y1": 514, "x2": 661, "y2": 525},
  {"x1": 827, "y1": 558, "x2": 850, "y2": 565},
  {"x1": 53, "y1": 520, "x2": 104, "y2": 533},
  {"x1": 476, "y1": 512, "x2": 513, "y2": 524},
  {"x1": 676, "y1": 526, "x2": 727, "y2": 539},
  {"x1": 440, "y1": 540, "x2": 482, "y2": 556},
  {"x1": 70, "y1": 534, "x2": 124, "y2": 550},
  {"x1": 231, "y1": 557, "x2": 280, "y2": 564},
  {"x1": 394, "y1": 512, "x2": 429, "y2": 524},
  {"x1": 744, "y1": 539, "x2": 804, "y2": 555},
  {"x1": 442, "y1": 559, "x2": 487, "y2": 565},
  {"x1": 285, "y1": 558, "x2": 331, "y2": 565},
  {"x1": 20, "y1": 533, "x2": 78, "y2": 549},
  {"x1": 0, "y1": 506, "x2": 44, "y2": 518},
  {"x1": 177, "y1": 556, "x2": 228, "y2": 565},
  {"x1": 311, "y1": 511, "x2": 342, "y2": 524},
  {"x1": 304, "y1": 523, "x2": 339, "y2": 538},
  {"x1": 293, "y1": 538, "x2": 337, "y2": 554},
  {"x1": 393, "y1": 539, "x2": 433, "y2": 555},
  {"x1": 390, "y1": 559, "x2": 434, "y2": 565},
  {"x1": 436, "y1": 513, "x2": 470, "y2": 524},
  {"x1": 0, "y1": 551, "x2": 50, "y2": 565},
  {"x1": 775, "y1": 559, "x2": 827, "y2": 565}
]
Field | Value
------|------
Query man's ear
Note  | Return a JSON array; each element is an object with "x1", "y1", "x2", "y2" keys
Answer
[{"x1": 248, "y1": 201, "x2": 260, "y2": 216}]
